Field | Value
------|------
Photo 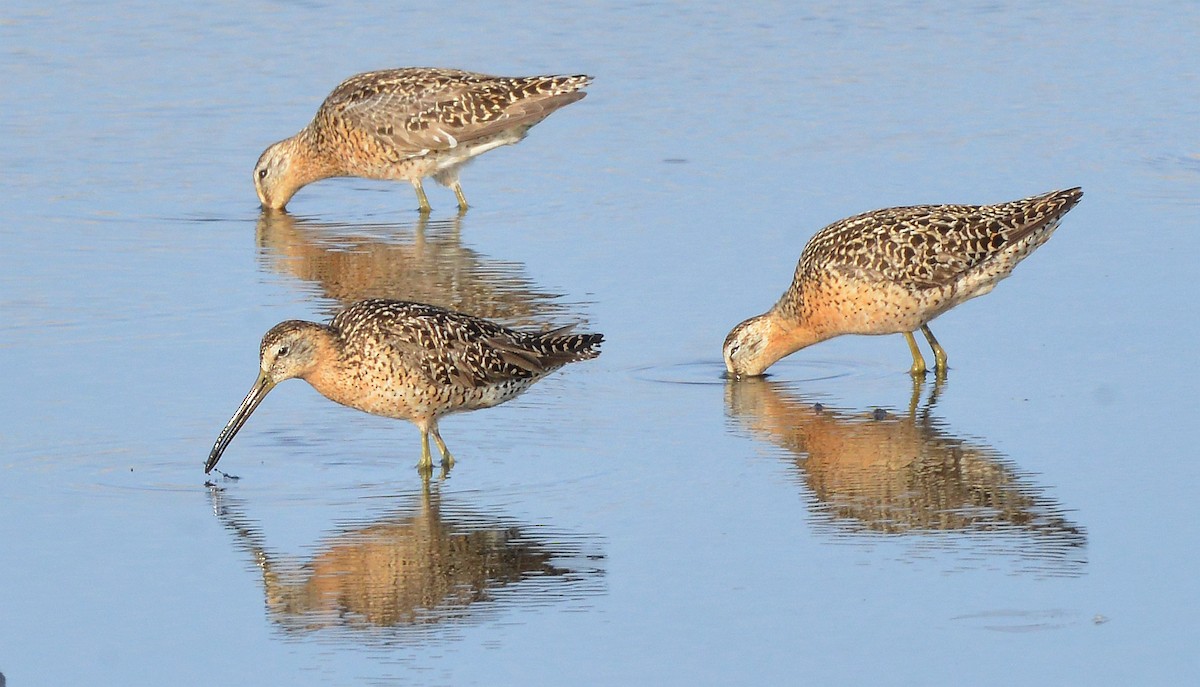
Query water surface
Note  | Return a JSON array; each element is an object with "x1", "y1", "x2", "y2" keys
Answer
[{"x1": 2, "y1": 2, "x2": 1198, "y2": 685}]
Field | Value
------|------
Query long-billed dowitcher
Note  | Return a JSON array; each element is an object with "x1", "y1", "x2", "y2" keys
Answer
[
  {"x1": 206, "y1": 299, "x2": 602, "y2": 474},
  {"x1": 723, "y1": 188, "x2": 1083, "y2": 377},
  {"x1": 254, "y1": 67, "x2": 592, "y2": 212}
]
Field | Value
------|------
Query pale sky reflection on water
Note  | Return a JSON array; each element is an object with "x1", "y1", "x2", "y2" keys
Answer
[{"x1": 1, "y1": 2, "x2": 1198, "y2": 685}]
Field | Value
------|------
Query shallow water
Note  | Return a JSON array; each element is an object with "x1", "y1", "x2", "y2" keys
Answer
[{"x1": 3, "y1": 2, "x2": 1199, "y2": 685}]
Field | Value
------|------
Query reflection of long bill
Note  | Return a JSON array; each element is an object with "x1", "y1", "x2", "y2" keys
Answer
[{"x1": 206, "y1": 371, "x2": 276, "y2": 473}]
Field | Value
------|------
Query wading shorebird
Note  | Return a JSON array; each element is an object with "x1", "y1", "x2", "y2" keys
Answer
[
  {"x1": 207, "y1": 299, "x2": 602, "y2": 474},
  {"x1": 723, "y1": 188, "x2": 1083, "y2": 377},
  {"x1": 253, "y1": 67, "x2": 592, "y2": 212}
]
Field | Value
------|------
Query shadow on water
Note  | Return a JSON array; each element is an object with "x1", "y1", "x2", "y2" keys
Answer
[
  {"x1": 254, "y1": 211, "x2": 580, "y2": 328},
  {"x1": 209, "y1": 481, "x2": 605, "y2": 641},
  {"x1": 725, "y1": 376, "x2": 1087, "y2": 577}
]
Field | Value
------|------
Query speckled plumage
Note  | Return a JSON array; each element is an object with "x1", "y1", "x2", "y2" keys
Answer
[
  {"x1": 207, "y1": 299, "x2": 602, "y2": 473},
  {"x1": 254, "y1": 67, "x2": 592, "y2": 211},
  {"x1": 724, "y1": 188, "x2": 1083, "y2": 377}
]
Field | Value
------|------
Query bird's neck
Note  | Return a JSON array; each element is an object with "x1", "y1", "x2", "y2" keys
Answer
[
  {"x1": 300, "y1": 330, "x2": 359, "y2": 409},
  {"x1": 762, "y1": 310, "x2": 827, "y2": 367},
  {"x1": 292, "y1": 128, "x2": 346, "y2": 180},
  {"x1": 286, "y1": 325, "x2": 334, "y2": 384}
]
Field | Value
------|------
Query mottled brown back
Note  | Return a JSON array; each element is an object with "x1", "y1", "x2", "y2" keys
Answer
[
  {"x1": 331, "y1": 299, "x2": 602, "y2": 390},
  {"x1": 317, "y1": 68, "x2": 592, "y2": 155},
  {"x1": 779, "y1": 188, "x2": 1082, "y2": 314}
]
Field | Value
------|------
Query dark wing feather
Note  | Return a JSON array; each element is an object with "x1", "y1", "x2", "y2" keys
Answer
[
  {"x1": 325, "y1": 69, "x2": 589, "y2": 155},
  {"x1": 333, "y1": 299, "x2": 601, "y2": 389},
  {"x1": 801, "y1": 188, "x2": 1082, "y2": 291}
]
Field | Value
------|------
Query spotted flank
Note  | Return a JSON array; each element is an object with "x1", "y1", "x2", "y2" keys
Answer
[
  {"x1": 723, "y1": 188, "x2": 1083, "y2": 378},
  {"x1": 207, "y1": 299, "x2": 602, "y2": 474},
  {"x1": 253, "y1": 68, "x2": 592, "y2": 211}
]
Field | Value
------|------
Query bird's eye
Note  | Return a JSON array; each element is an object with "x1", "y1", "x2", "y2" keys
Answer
[
  {"x1": 278, "y1": 345, "x2": 290, "y2": 357},
  {"x1": 257, "y1": 168, "x2": 268, "y2": 180}
]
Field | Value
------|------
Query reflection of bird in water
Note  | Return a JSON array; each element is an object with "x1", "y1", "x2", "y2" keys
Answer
[
  {"x1": 723, "y1": 188, "x2": 1083, "y2": 377},
  {"x1": 256, "y1": 212, "x2": 577, "y2": 328},
  {"x1": 209, "y1": 483, "x2": 603, "y2": 633},
  {"x1": 253, "y1": 67, "x2": 591, "y2": 211},
  {"x1": 207, "y1": 299, "x2": 603, "y2": 474},
  {"x1": 725, "y1": 377, "x2": 1086, "y2": 575}
]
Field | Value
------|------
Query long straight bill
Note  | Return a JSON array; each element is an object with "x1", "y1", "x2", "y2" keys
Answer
[{"x1": 206, "y1": 372, "x2": 275, "y2": 473}]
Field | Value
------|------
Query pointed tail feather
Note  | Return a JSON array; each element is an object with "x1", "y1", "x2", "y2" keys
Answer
[
  {"x1": 536, "y1": 331, "x2": 604, "y2": 364},
  {"x1": 484, "y1": 330, "x2": 602, "y2": 374},
  {"x1": 1008, "y1": 187, "x2": 1083, "y2": 244}
]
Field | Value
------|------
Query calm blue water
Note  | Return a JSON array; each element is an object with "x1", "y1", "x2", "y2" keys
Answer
[{"x1": 2, "y1": 2, "x2": 1198, "y2": 685}]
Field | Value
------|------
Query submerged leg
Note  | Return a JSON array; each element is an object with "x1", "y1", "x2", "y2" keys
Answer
[
  {"x1": 904, "y1": 331, "x2": 927, "y2": 377},
  {"x1": 907, "y1": 371, "x2": 945, "y2": 420},
  {"x1": 411, "y1": 179, "x2": 432, "y2": 213},
  {"x1": 928, "y1": 366, "x2": 946, "y2": 406},
  {"x1": 908, "y1": 374, "x2": 923, "y2": 418},
  {"x1": 920, "y1": 324, "x2": 948, "y2": 373},
  {"x1": 429, "y1": 424, "x2": 455, "y2": 469},
  {"x1": 450, "y1": 181, "x2": 469, "y2": 211}
]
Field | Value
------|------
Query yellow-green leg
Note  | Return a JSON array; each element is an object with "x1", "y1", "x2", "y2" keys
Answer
[
  {"x1": 411, "y1": 179, "x2": 432, "y2": 213},
  {"x1": 430, "y1": 425, "x2": 455, "y2": 469},
  {"x1": 450, "y1": 181, "x2": 469, "y2": 211},
  {"x1": 920, "y1": 324, "x2": 948, "y2": 373},
  {"x1": 904, "y1": 331, "x2": 927, "y2": 376},
  {"x1": 418, "y1": 430, "x2": 434, "y2": 470}
]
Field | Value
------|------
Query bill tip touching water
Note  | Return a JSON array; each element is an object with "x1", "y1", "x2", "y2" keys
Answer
[
  {"x1": 724, "y1": 187, "x2": 1083, "y2": 378},
  {"x1": 206, "y1": 299, "x2": 602, "y2": 476},
  {"x1": 253, "y1": 67, "x2": 592, "y2": 212}
]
